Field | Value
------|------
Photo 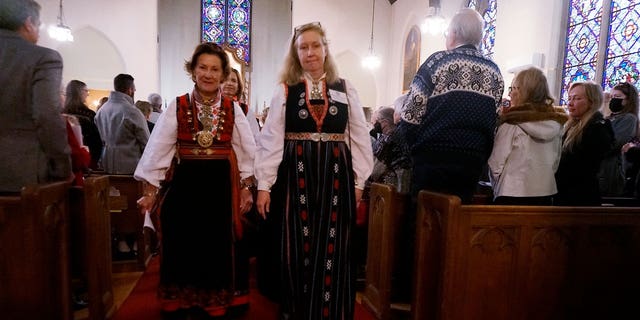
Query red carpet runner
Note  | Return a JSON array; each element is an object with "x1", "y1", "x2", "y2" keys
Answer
[{"x1": 113, "y1": 256, "x2": 376, "y2": 320}]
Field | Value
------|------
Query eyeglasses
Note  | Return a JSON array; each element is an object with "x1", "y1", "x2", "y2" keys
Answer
[
  {"x1": 294, "y1": 21, "x2": 322, "y2": 36},
  {"x1": 508, "y1": 86, "x2": 519, "y2": 93}
]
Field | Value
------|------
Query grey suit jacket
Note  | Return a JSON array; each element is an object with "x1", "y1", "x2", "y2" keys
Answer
[{"x1": 0, "y1": 29, "x2": 71, "y2": 192}]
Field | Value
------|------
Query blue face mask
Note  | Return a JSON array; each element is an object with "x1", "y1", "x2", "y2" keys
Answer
[{"x1": 609, "y1": 98, "x2": 624, "y2": 113}]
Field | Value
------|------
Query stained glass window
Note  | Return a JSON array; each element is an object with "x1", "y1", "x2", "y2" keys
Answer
[
  {"x1": 560, "y1": 0, "x2": 603, "y2": 105},
  {"x1": 561, "y1": 0, "x2": 639, "y2": 105},
  {"x1": 201, "y1": 0, "x2": 251, "y2": 65},
  {"x1": 603, "y1": 0, "x2": 640, "y2": 91},
  {"x1": 468, "y1": 0, "x2": 497, "y2": 58}
]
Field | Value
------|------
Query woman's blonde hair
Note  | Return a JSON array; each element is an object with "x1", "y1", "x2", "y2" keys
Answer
[
  {"x1": 563, "y1": 81, "x2": 603, "y2": 151},
  {"x1": 278, "y1": 22, "x2": 339, "y2": 85},
  {"x1": 512, "y1": 67, "x2": 555, "y2": 110}
]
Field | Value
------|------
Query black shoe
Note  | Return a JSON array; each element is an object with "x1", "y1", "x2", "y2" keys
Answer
[
  {"x1": 72, "y1": 294, "x2": 88, "y2": 310},
  {"x1": 161, "y1": 309, "x2": 188, "y2": 320}
]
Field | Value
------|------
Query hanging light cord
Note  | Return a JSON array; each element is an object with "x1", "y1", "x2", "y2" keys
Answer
[
  {"x1": 58, "y1": 0, "x2": 66, "y2": 27},
  {"x1": 369, "y1": 0, "x2": 376, "y2": 51}
]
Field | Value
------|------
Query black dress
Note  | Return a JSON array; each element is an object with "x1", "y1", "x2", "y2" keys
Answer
[
  {"x1": 267, "y1": 79, "x2": 358, "y2": 319},
  {"x1": 156, "y1": 94, "x2": 249, "y2": 317}
]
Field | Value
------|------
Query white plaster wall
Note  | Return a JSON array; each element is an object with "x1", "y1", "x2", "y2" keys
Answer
[
  {"x1": 38, "y1": 0, "x2": 159, "y2": 102},
  {"x1": 492, "y1": 0, "x2": 568, "y2": 99},
  {"x1": 249, "y1": 0, "x2": 291, "y2": 114},
  {"x1": 158, "y1": 0, "x2": 200, "y2": 106}
]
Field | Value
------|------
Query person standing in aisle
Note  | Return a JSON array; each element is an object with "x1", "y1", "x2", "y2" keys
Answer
[
  {"x1": 255, "y1": 21, "x2": 373, "y2": 319},
  {"x1": 135, "y1": 42, "x2": 256, "y2": 319}
]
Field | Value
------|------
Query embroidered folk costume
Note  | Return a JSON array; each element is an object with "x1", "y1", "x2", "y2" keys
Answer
[
  {"x1": 133, "y1": 89, "x2": 256, "y2": 317},
  {"x1": 256, "y1": 75, "x2": 373, "y2": 319}
]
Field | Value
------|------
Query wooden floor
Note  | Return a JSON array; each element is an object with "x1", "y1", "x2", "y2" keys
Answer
[{"x1": 73, "y1": 270, "x2": 143, "y2": 320}]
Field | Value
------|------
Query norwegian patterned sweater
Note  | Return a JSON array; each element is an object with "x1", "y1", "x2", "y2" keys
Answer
[{"x1": 397, "y1": 44, "x2": 504, "y2": 162}]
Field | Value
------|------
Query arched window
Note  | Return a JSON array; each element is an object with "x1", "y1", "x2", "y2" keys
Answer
[
  {"x1": 560, "y1": 0, "x2": 639, "y2": 105},
  {"x1": 468, "y1": 0, "x2": 497, "y2": 58},
  {"x1": 201, "y1": 0, "x2": 252, "y2": 65}
]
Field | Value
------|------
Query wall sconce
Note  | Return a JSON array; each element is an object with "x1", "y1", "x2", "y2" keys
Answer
[
  {"x1": 420, "y1": 3, "x2": 447, "y2": 36},
  {"x1": 362, "y1": 0, "x2": 381, "y2": 69},
  {"x1": 48, "y1": 0, "x2": 74, "y2": 42}
]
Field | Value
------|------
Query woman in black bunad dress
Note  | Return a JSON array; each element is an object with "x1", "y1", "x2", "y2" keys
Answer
[
  {"x1": 134, "y1": 42, "x2": 256, "y2": 319},
  {"x1": 255, "y1": 22, "x2": 374, "y2": 320}
]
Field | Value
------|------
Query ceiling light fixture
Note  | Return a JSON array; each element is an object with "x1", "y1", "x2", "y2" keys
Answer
[
  {"x1": 420, "y1": 1, "x2": 447, "y2": 36},
  {"x1": 48, "y1": 0, "x2": 73, "y2": 42},
  {"x1": 362, "y1": 0, "x2": 381, "y2": 70}
]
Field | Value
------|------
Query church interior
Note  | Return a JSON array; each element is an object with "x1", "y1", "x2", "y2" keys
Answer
[
  {"x1": 35, "y1": 0, "x2": 586, "y2": 115},
  {"x1": 2, "y1": 0, "x2": 640, "y2": 319}
]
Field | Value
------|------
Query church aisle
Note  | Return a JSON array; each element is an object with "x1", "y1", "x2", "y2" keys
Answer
[{"x1": 110, "y1": 256, "x2": 377, "y2": 319}]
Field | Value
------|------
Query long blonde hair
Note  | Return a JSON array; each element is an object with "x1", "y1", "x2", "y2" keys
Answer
[
  {"x1": 278, "y1": 22, "x2": 339, "y2": 85},
  {"x1": 563, "y1": 81, "x2": 603, "y2": 151}
]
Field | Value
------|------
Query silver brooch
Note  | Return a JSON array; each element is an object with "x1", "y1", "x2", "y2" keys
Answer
[
  {"x1": 328, "y1": 106, "x2": 338, "y2": 115},
  {"x1": 298, "y1": 109, "x2": 309, "y2": 119},
  {"x1": 298, "y1": 98, "x2": 305, "y2": 107}
]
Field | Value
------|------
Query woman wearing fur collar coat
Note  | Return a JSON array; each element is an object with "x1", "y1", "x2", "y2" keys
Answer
[{"x1": 488, "y1": 67, "x2": 568, "y2": 205}]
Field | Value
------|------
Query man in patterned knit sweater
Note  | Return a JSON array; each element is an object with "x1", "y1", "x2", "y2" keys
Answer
[
  {"x1": 397, "y1": 8, "x2": 504, "y2": 204},
  {"x1": 390, "y1": 8, "x2": 504, "y2": 302}
]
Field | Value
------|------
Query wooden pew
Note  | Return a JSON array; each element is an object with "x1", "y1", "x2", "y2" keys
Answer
[
  {"x1": 413, "y1": 191, "x2": 640, "y2": 320},
  {"x1": 107, "y1": 175, "x2": 151, "y2": 272},
  {"x1": 69, "y1": 175, "x2": 115, "y2": 319},
  {"x1": 0, "y1": 181, "x2": 72, "y2": 320},
  {"x1": 361, "y1": 183, "x2": 409, "y2": 319}
]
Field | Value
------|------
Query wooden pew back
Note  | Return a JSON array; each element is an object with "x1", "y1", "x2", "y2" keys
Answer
[
  {"x1": 0, "y1": 181, "x2": 72, "y2": 320},
  {"x1": 106, "y1": 174, "x2": 150, "y2": 272},
  {"x1": 69, "y1": 175, "x2": 115, "y2": 319},
  {"x1": 414, "y1": 191, "x2": 640, "y2": 320},
  {"x1": 361, "y1": 183, "x2": 409, "y2": 319}
]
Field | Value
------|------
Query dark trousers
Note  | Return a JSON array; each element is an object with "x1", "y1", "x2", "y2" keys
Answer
[{"x1": 392, "y1": 154, "x2": 485, "y2": 301}]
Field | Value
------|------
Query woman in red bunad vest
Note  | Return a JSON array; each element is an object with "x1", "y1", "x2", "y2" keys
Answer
[{"x1": 134, "y1": 42, "x2": 256, "y2": 319}]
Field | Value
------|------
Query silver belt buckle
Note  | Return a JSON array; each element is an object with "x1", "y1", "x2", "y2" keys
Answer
[{"x1": 310, "y1": 132, "x2": 321, "y2": 142}]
